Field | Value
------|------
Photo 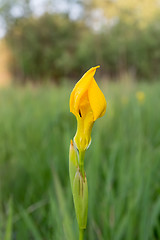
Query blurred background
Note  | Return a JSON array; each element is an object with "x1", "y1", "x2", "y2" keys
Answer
[{"x1": 0, "y1": 0, "x2": 160, "y2": 240}]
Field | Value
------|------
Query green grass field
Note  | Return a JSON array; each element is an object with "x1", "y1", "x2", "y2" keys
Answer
[{"x1": 0, "y1": 81, "x2": 160, "y2": 240}]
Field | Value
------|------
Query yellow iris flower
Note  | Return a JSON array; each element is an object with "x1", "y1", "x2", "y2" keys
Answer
[
  {"x1": 70, "y1": 66, "x2": 107, "y2": 152},
  {"x1": 136, "y1": 91, "x2": 145, "y2": 104}
]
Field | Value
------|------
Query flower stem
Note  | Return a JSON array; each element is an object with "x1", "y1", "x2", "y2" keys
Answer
[
  {"x1": 79, "y1": 229, "x2": 84, "y2": 240},
  {"x1": 79, "y1": 151, "x2": 85, "y2": 179}
]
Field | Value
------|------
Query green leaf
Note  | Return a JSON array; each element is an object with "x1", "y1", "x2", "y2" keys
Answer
[
  {"x1": 19, "y1": 208, "x2": 43, "y2": 240},
  {"x1": 4, "y1": 199, "x2": 13, "y2": 240},
  {"x1": 54, "y1": 173, "x2": 75, "y2": 240}
]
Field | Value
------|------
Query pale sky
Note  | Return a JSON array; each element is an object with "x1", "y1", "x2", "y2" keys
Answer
[{"x1": 0, "y1": 0, "x2": 83, "y2": 38}]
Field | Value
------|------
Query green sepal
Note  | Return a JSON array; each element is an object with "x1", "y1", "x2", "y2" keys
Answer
[{"x1": 72, "y1": 170, "x2": 88, "y2": 229}]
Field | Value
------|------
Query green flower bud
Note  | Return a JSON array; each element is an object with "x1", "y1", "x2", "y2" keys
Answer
[
  {"x1": 69, "y1": 140, "x2": 88, "y2": 230},
  {"x1": 72, "y1": 170, "x2": 88, "y2": 229},
  {"x1": 69, "y1": 140, "x2": 78, "y2": 190}
]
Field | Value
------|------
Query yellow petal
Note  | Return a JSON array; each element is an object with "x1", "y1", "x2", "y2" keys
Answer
[
  {"x1": 70, "y1": 66, "x2": 100, "y2": 115},
  {"x1": 70, "y1": 66, "x2": 107, "y2": 151},
  {"x1": 88, "y1": 78, "x2": 107, "y2": 121},
  {"x1": 74, "y1": 110, "x2": 94, "y2": 151}
]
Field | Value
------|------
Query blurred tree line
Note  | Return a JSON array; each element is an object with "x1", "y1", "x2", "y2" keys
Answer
[{"x1": 1, "y1": 0, "x2": 160, "y2": 82}]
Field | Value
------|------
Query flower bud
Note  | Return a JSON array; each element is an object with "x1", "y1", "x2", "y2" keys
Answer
[
  {"x1": 72, "y1": 170, "x2": 88, "y2": 229},
  {"x1": 69, "y1": 140, "x2": 78, "y2": 190}
]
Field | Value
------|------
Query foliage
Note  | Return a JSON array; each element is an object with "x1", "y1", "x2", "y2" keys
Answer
[
  {"x1": 6, "y1": 13, "x2": 89, "y2": 83},
  {"x1": 90, "y1": 0, "x2": 160, "y2": 26},
  {"x1": 0, "y1": 82, "x2": 160, "y2": 239},
  {"x1": 5, "y1": 12, "x2": 160, "y2": 83}
]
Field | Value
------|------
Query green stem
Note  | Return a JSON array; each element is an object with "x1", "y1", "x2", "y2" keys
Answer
[
  {"x1": 79, "y1": 151, "x2": 85, "y2": 179},
  {"x1": 79, "y1": 228, "x2": 84, "y2": 240}
]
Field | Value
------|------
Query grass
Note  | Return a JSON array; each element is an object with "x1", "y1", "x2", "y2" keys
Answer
[{"x1": 0, "y1": 81, "x2": 160, "y2": 240}]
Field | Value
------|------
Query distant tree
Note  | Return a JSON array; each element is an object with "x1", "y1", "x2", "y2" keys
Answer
[
  {"x1": 0, "y1": 0, "x2": 32, "y2": 30},
  {"x1": 83, "y1": 0, "x2": 160, "y2": 28},
  {"x1": 6, "y1": 13, "x2": 90, "y2": 83}
]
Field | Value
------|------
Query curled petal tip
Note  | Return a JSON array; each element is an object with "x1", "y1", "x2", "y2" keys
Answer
[
  {"x1": 95, "y1": 65, "x2": 100, "y2": 69},
  {"x1": 91, "y1": 66, "x2": 100, "y2": 71}
]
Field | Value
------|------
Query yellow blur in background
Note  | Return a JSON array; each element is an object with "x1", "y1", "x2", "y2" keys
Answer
[
  {"x1": 136, "y1": 91, "x2": 145, "y2": 104},
  {"x1": 0, "y1": 40, "x2": 11, "y2": 86}
]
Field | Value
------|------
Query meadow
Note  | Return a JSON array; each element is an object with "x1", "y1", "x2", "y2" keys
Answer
[{"x1": 0, "y1": 81, "x2": 160, "y2": 240}]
